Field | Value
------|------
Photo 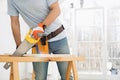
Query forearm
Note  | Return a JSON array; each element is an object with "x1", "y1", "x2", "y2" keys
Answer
[
  {"x1": 42, "y1": 1, "x2": 60, "y2": 26},
  {"x1": 11, "y1": 16, "x2": 21, "y2": 46}
]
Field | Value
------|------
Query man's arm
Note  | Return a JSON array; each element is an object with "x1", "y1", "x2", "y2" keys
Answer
[
  {"x1": 42, "y1": 1, "x2": 60, "y2": 26},
  {"x1": 10, "y1": 16, "x2": 21, "y2": 46},
  {"x1": 32, "y1": 1, "x2": 61, "y2": 39}
]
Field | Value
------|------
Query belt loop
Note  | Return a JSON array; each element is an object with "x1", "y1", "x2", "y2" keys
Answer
[
  {"x1": 51, "y1": 32, "x2": 55, "y2": 37},
  {"x1": 62, "y1": 25, "x2": 64, "y2": 29}
]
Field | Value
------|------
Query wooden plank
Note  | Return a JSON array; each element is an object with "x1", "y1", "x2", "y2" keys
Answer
[
  {"x1": 0, "y1": 54, "x2": 85, "y2": 80},
  {"x1": 0, "y1": 57, "x2": 49, "y2": 62},
  {"x1": 76, "y1": 56, "x2": 86, "y2": 61},
  {"x1": 0, "y1": 54, "x2": 85, "y2": 62}
]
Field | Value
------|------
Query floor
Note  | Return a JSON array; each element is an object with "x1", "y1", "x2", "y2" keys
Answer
[{"x1": 21, "y1": 74, "x2": 60, "y2": 80}]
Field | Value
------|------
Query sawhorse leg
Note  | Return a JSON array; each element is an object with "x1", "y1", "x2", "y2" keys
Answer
[
  {"x1": 32, "y1": 61, "x2": 78, "y2": 80},
  {"x1": 10, "y1": 62, "x2": 20, "y2": 80},
  {"x1": 66, "y1": 61, "x2": 78, "y2": 80},
  {"x1": 32, "y1": 71, "x2": 35, "y2": 80}
]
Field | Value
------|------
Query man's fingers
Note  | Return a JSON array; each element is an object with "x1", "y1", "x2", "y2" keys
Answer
[{"x1": 34, "y1": 35, "x2": 40, "y2": 40}]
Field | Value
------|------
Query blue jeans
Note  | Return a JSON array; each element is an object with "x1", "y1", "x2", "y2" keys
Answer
[{"x1": 33, "y1": 37, "x2": 73, "y2": 80}]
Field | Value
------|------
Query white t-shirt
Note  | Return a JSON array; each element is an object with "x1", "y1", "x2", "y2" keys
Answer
[{"x1": 7, "y1": 0, "x2": 66, "y2": 42}]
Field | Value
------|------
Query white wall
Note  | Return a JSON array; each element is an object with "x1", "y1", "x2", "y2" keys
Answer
[
  {"x1": 0, "y1": 0, "x2": 30, "y2": 80},
  {"x1": 0, "y1": 0, "x2": 14, "y2": 79}
]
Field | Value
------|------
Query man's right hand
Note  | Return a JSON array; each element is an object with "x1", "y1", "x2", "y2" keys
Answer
[{"x1": 32, "y1": 23, "x2": 44, "y2": 39}]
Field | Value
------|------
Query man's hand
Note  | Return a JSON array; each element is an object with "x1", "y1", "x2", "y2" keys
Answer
[{"x1": 32, "y1": 23, "x2": 44, "y2": 40}]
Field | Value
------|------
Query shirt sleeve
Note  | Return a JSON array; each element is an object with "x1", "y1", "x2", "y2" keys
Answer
[
  {"x1": 47, "y1": 0, "x2": 58, "y2": 7},
  {"x1": 7, "y1": 0, "x2": 19, "y2": 16}
]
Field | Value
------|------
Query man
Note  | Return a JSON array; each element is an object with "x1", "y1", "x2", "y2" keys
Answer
[{"x1": 7, "y1": 0, "x2": 73, "y2": 80}]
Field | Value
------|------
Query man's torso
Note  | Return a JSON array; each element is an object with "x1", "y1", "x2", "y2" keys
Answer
[{"x1": 8, "y1": 0, "x2": 66, "y2": 42}]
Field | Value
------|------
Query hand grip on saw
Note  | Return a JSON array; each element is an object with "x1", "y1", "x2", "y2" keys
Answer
[{"x1": 3, "y1": 29, "x2": 44, "y2": 70}]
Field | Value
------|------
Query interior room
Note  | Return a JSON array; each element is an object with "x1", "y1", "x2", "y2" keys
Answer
[{"x1": 0, "y1": 0, "x2": 120, "y2": 80}]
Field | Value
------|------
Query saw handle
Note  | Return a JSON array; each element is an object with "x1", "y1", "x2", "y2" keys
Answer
[{"x1": 25, "y1": 29, "x2": 40, "y2": 43}]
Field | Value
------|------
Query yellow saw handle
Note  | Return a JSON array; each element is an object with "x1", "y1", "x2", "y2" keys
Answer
[{"x1": 25, "y1": 29, "x2": 40, "y2": 43}]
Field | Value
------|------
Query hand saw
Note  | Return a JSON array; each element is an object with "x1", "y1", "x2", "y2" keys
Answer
[{"x1": 3, "y1": 29, "x2": 47, "y2": 70}]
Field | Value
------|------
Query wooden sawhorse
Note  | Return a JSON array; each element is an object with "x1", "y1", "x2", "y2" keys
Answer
[{"x1": 0, "y1": 54, "x2": 85, "y2": 80}]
